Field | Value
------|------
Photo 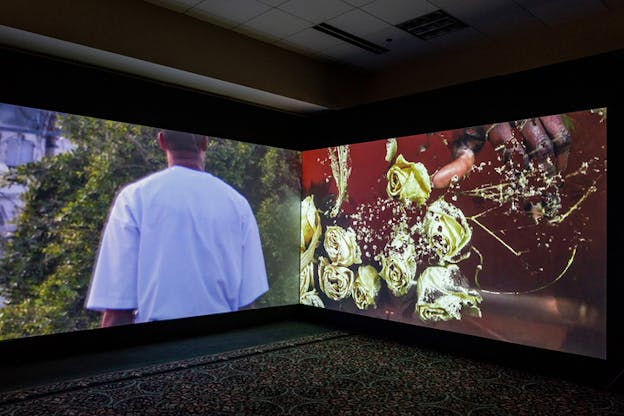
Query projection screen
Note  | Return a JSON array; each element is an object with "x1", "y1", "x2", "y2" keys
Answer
[{"x1": 300, "y1": 108, "x2": 607, "y2": 359}]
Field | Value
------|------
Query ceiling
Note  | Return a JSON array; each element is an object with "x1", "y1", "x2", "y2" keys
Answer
[
  {"x1": 145, "y1": 0, "x2": 616, "y2": 71},
  {"x1": 0, "y1": 0, "x2": 623, "y2": 114}
]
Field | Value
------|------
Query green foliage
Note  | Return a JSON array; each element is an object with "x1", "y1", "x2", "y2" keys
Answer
[
  {"x1": 254, "y1": 148, "x2": 301, "y2": 308},
  {"x1": 0, "y1": 114, "x2": 164, "y2": 339},
  {"x1": 206, "y1": 140, "x2": 300, "y2": 307},
  {"x1": 560, "y1": 114, "x2": 576, "y2": 133},
  {"x1": 0, "y1": 115, "x2": 300, "y2": 340}
]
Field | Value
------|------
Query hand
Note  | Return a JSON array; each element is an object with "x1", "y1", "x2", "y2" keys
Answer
[
  {"x1": 101, "y1": 309, "x2": 135, "y2": 327},
  {"x1": 431, "y1": 115, "x2": 572, "y2": 189}
]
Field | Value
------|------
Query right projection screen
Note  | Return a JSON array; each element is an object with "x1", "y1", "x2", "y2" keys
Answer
[{"x1": 300, "y1": 108, "x2": 607, "y2": 359}]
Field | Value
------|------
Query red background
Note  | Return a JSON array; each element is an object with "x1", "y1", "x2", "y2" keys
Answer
[{"x1": 301, "y1": 109, "x2": 607, "y2": 359}]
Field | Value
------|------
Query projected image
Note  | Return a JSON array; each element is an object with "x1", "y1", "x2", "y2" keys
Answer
[
  {"x1": 0, "y1": 102, "x2": 300, "y2": 340},
  {"x1": 301, "y1": 108, "x2": 607, "y2": 359}
]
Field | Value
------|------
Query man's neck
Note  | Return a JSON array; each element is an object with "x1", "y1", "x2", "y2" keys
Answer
[{"x1": 167, "y1": 152, "x2": 205, "y2": 171}]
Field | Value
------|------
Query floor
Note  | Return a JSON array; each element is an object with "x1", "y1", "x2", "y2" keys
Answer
[
  {"x1": 1, "y1": 316, "x2": 622, "y2": 398},
  {"x1": 0, "y1": 319, "x2": 333, "y2": 393}
]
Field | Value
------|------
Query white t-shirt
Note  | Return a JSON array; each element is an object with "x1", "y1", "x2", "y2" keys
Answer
[{"x1": 85, "y1": 166, "x2": 269, "y2": 323}]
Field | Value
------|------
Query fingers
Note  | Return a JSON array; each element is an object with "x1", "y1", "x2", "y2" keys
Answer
[
  {"x1": 518, "y1": 118, "x2": 557, "y2": 175},
  {"x1": 451, "y1": 126, "x2": 486, "y2": 159},
  {"x1": 431, "y1": 150, "x2": 475, "y2": 189},
  {"x1": 486, "y1": 123, "x2": 513, "y2": 147},
  {"x1": 487, "y1": 123, "x2": 529, "y2": 169},
  {"x1": 539, "y1": 115, "x2": 571, "y2": 171},
  {"x1": 432, "y1": 127, "x2": 484, "y2": 189},
  {"x1": 432, "y1": 115, "x2": 572, "y2": 189},
  {"x1": 488, "y1": 117, "x2": 571, "y2": 173}
]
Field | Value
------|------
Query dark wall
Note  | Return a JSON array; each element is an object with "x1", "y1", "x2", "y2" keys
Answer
[
  {"x1": 304, "y1": 48, "x2": 623, "y2": 149},
  {"x1": 0, "y1": 305, "x2": 299, "y2": 367},
  {"x1": 0, "y1": 46, "x2": 304, "y2": 149}
]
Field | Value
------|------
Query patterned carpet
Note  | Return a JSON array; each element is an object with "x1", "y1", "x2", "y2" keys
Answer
[{"x1": 0, "y1": 330, "x2": 622, "y2": 416}]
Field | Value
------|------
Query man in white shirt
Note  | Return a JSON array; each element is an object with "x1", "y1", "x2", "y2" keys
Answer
[{"x1": 85, "y1": 130, "x2": 269, "y2": 327}]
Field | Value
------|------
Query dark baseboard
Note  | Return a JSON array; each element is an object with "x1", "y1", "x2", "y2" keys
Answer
[{"x1": 0, "y1": 304, "x2": 298, "y2": 366}]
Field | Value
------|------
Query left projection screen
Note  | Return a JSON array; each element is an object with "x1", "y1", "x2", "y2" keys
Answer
[{"x1": 0, "y1": 102, "x2": 300, "y2": 340}]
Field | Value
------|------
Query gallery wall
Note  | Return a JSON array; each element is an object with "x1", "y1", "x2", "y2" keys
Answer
[
  {"x1": 0, "y1": 46, "x2": 304, "y2": 150},
  {"x1": 0, "y1": 43, "x2": 620, "y2": 385},
  {"x1": 303, "y1": 48, "x2": 623, "y2": 150}
]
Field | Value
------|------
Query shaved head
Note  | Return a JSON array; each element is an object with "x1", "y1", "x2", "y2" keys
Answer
[{"x1": 160, "y1": 130, "x2": 207, "y2": 153}]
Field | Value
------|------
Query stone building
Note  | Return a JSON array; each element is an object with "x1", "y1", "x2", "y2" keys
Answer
[
  {"x1": 0, "y1": 103, "x2": 73, "y2": 255},
  {"x1": 0, "y1": 102, "x2": 76, "y2": 307}
]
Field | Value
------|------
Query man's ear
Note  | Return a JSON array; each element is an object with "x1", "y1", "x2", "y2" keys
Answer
[
  {"x1": 157, "y1": 132, "x2": 167, "y2": 151},
  {"x1": 199, "y1": 136, "x2": 209, "y2": 151}
]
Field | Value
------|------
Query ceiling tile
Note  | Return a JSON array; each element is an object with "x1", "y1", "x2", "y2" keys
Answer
[
  {"x1": 257, "y1": 0, "x2": 289, "y2": 6},
  {"x1": 342, "y1": 0, "x2": 376, "y2": 5},
  {"x1": 346, "y1": 53, "x2": 394, "y2": 70},
  {"x1": 185, "y1": 10, "x2": 236, "y2": 29},
  {"x1": 278, "y1": 28, "x2": 344, "y2": 52},
  {"x1": 239, "y1": 8, "x2": 311, "y2": 40},
  {"x1": 272, "y1": 39, "x2": 319, "y2": 55},
  {"x1": 350, "y1": 39, "x2": 438, "y2": 70},
  {"x1": 321, "y1": 41, "x2": 372, "y2": 63},
  {"x1": 514, "y1": 0, "x2": 607, "y2": 25},
  {"x1": 326, "y1": 8, "x2": 393, "y2": 38},
  {"x1": 188, "y1": 0, "x2": 271, "y2": 28},
  {"x1": 322, "y1": 38, "x2": 417, "y2": 71},
  {"x1": 317, "y1": 29, "x2": 427, "y2": 71},
  {"x1": 278, "y1": 0, "x2": 354, "y2": 24},
  {"x1": 362, "y1": 25, "x2": 432, "y2": 55},
  {"x1": 422, "y1": 26, "x2": 488, "y2": 51},
  {"x1": 385, "y1": 42, "x2": 435, "y2": 62},
  {"x1": 361, "y1": 0, "x2": 438, "y2": 25},
  {"x1": 232, "y1": 25, "x2": 283, "y2": 43},
  {"x1": 145, "y1": 0, "x2": 202, "y2": 13},
  {"x1": 429, "y1": 0, "x2": 543, "y2": 36}
]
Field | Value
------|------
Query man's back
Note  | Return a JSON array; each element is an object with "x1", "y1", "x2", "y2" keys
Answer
[{"x1": 86, "y1": 166, "x2": 268, "y2": 323}]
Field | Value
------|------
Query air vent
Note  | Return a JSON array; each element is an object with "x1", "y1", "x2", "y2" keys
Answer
[
  {"x1": 313, "y1": 23, "x2": 389, "y2": 55},
  {"x1": 397, "y1": 10, "x2": 467, "y2": 40}
]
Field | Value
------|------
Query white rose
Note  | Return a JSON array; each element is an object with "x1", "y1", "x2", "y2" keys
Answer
[
  {"x1": 379, "y1": 227, "x2": 417, "y2": 297},
  {"x1": 300, "y1": 261, "x2": 314, "y2": 297},
  {"x1": 300, "y1": 290, "x2": 325, "y2": 308},
  {"x1": 352, "y1": 265, "x2": 381, "y2": 310},
  {"x1": 386, "y1": 154, "x2": 432, "y2": 206},
  {"x1": 423, "y1": 198, "x2": 472, "y2": 264},
  {"x1": 416, "y1": 264, "x2": 482, "y2": 321},
  {"x1": 323, "y1": 225, "x2": 362, "y2": 267},
  {"x1": 301, "y1": 195, "x2": 322, "y2": 269},
  {"x1": 318, "y1": 256, "x2": 354, "y2": 301}
]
